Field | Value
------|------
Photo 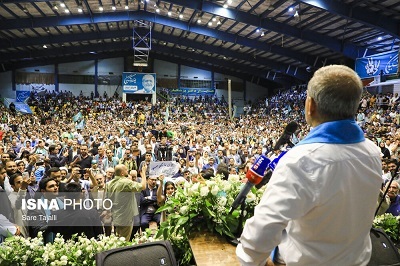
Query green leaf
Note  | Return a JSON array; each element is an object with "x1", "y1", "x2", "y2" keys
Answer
[
  {"x1": 157, "y1": 205, "x2": 169, "y2": 213},
  {"x1": 177, "y1": 216, "x2": 189, "y2": 226}
]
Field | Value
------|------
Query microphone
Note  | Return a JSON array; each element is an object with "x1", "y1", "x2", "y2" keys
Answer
[
  {"x1": 254, "y1": 151, "x2": 288, "y2": 189},
  {"x1": 273, "y1": 121, "x2": 298, "y2": 150},
  {"x1": 230, "y1": 155, "x2": 270, "y2": 212}
]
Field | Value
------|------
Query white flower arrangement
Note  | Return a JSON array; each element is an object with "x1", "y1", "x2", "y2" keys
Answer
[
  {"x1": 0, "y1": 230, "x2": 161, "y2": 265},
  {"x1": 156, "y1": 174, "x2": 266, "y2": 265}
]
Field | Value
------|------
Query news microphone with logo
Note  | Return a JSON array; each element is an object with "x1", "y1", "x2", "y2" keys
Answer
[
  {"x1": 230, "y1": 155, "x2": 270, "y2": 212},
  {"x1": 255, "y1": 151, "x2": 287, "y2": 189}
]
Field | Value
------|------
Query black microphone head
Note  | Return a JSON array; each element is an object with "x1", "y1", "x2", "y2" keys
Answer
[{"x1": 284, "y1": 121, "x2": 299, "y2": 135}]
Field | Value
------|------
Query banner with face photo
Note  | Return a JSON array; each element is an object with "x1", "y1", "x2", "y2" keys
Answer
[{"x1": 122, "y1": 72, "x2": 156, "y2": 94}]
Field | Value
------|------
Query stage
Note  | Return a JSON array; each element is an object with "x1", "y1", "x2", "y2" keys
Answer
[{"x1": 189, "y1": 231, "x2": 240, "y2": 266}]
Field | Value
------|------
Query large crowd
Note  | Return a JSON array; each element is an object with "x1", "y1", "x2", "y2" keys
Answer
[{"x1": 1, "y1": 86, "x2": 400, "y2": 244}]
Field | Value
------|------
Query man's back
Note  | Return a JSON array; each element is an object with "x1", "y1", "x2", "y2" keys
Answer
[{"x1": 256, "y1": 139, "x2": 381, "y2": 265}]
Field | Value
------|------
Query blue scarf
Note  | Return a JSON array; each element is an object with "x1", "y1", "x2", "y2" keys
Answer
[{"x1": 298, "y1": 119, "x2": 364, "y2": 145}]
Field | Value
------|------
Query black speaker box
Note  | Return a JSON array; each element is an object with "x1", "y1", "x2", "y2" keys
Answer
[
  {"x1": 368, "y1": 228, "x2": 400, "y2": 266},
  {"x1": 96, "y1": 240, "x2": 177, "y2": 266}
]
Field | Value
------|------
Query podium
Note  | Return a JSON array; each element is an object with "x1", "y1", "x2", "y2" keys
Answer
[{"x1": 189, "y1": 231, "x2": 240, "y2": 266}]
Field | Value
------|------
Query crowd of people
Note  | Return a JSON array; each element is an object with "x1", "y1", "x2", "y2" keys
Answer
[{"x1": 0, "y1": 72, "x2": 400, "y2": 263}]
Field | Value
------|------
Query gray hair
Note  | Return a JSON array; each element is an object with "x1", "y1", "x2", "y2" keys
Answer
[{"x1": 307, "y1": 65, "x2": 363, "y2": 121}]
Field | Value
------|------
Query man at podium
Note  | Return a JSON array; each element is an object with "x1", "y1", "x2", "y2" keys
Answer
[{"x1": 236, "y1": 65, "x2": 382, "y2": 265}]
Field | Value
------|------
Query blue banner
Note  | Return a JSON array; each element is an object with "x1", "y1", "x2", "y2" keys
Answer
[
  {"x1": 169, "y1": 88, "x2": 215, "y2": 96},
  {"x1": 355, "y1": 50, "x2": 399, "y2": 79},
  {"x1": 72, "y1": 112, "x2": 83, "y2": 122},
  {"x1": 122, "y1": 72, "x2": 156, "y2": 94},
  {"x1": 16, "y1": 90, "x2": 31, "y2": 103},
  {"x1": 3, "y1": 98, "x2": 32, "y2": 114}
]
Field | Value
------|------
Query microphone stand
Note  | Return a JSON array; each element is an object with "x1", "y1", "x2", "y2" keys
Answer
[{"x1": 226, "y1": 198, "x2": 247, "y2": 246}]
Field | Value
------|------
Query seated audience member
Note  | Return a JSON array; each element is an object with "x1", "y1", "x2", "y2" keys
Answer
[
  {"x1": 27, "y1": 177, "x2": 60, "y2": 243},
  {"x1": 48, "y1": 182, "x2": 103, "y2": 240},
  {"x1": 0, "y1": 166, "x2": 20, "y2": 243},
  {"x1": 385, "y1": 180, "x2": 400, "y2": 216},
  {"x1": 8, "y1": 173, "x2": 29, "y2": 237},
  {"x1": 140, "y1": 175, "x2": 160, "y2": 231}
]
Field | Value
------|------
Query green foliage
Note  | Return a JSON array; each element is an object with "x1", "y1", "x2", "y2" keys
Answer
[
  {"x1": 156, "y1": 174, "x2": 266, "y2": 265},
  {"x1": 373, "y1": 213, "x2": 400, "y2": 241}
]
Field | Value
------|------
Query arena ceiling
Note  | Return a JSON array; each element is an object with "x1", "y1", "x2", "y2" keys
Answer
[{"x1": 0, "y1": 0, "x2": 399, "y2": 88}]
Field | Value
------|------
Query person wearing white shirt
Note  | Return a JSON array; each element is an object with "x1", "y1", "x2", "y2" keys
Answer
[{"x1": 237, "y1": 65, "x2": 382, "y2": 266}]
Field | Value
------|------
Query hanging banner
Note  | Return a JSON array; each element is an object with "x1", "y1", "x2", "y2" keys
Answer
[
  {"x1": 122, "y1": 72, "x2": 156, "y2": 94},
  {"x1": 355, "y1": 50, "x2": 399, "y2": 79},
  {"x1": 169, "y1": 88, "x2": 215, "y2": 96}
]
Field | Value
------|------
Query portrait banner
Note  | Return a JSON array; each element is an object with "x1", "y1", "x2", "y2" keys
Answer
[{"x1": 122, "y1": 72, "x2": 156, "y2": 94}]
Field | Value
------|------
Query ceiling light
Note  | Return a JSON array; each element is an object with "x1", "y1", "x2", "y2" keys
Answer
[
  {"x1": 377, "y1": 36, "x2": 383, "y2": 41},
  {"x1": 223, "y1": 3, "x2": 228, "y2": 8},
  {"x1": 52, "y1": 4, "x2": 58, "y2": 10},
  {"x1": 99, "y1": 6, "x2": 103, "y2": 11},
  {"x1": 261, "y1": 31, "x2": 265, "y2": 36},
  {"x1": 227, "y1": 0, "x2": 232, "y2": 4},
  {"x1": 288, "y1": 7, "x2": 294, "y2": 12},
  {"x1": 125, "y1": 5, "x2": 129, "y2": 10},
  {"x1": 23, "y1": 6, "x2": 29, "y2": 13},
  {"x1": 168, "y1": 11, "x2": 172, "y2": 16},
  {"x1": 156, "y1": 7, "x2": 160, "y2": 13},
  {"x1": 46, "y1": 27, "x2": 50, "y2": 33},
  {"x1": 256, "y1": 28, "x2": 260, "y2": 33},
  {"x1": 60, "y1": 2, "x2": 66, "y2": 8},
  {"x1": 64, "y1": 9, "x2": 70, "y2": 13},
  {"x1": 294, "y1": 11, "x2": 299, "y2": 18},
  {"x1": 208, "y1": 21, "x2": 212, "y2": 26},
  {"x1": 112, "y1": 5, "x2": 116, "y2": 10},
  {"x1": 78, "y1": 6, "x2": 83, "y2": 12},
  {"x1": 179, "y1": 13, "x2": 183, "y2": 19},
  {"x1": 197, "y1": 18, "x2": 202, "y2": 24},
  {"x1": 43, "y1": 45, "x2": 47, "y2": 48},
  {"x1": 217, "y1": 19, "x2": 221, "y2": 25},
  {"x1": 212, "y1": 17, "x2": 216, "y2": 22}
]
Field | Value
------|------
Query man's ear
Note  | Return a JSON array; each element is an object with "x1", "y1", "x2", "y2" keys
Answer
[{"x1": 306, "y1": 96, "x2": 317, "y2": 116}]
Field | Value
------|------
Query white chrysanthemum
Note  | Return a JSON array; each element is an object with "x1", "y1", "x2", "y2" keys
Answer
[
  {"x1": 222, "y1": 182, "x2": 232, "y2": 191},
  {"x1": 74, "y1": 250, "x2": 82, "y2": 257},
  {"x1": 246, "y1": 192, "x2": 256, "y2": 203},
  {"x1": 211, "y1": 185, "x2": 219, "y2": 196},
  {"x1": 228, "y1": 174, "x2": 240, "y2": 182},
  {"x1": 179, "y1": 206, "x2": 189, "y2": 215},
  {"x1": 200, "y1": 186, "x2": 209, "y2": 197},
  {"x1": 60, "y1": 255, "x2": 68, "y2": 261},
  {"x1": 205, "y1": 180, "x2": 216, "y2": 187},
  {"x1": 218, "y1": 197, "x2": 227, "y2": 206}
]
